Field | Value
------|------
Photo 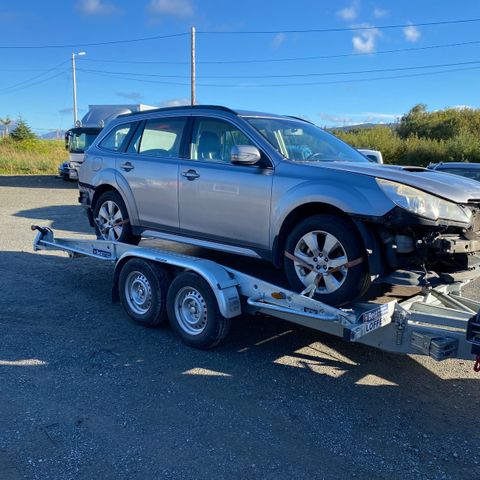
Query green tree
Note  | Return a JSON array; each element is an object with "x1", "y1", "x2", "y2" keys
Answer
[{"x1": 10, "y1": 119, "x2": 36, "y2": 141}]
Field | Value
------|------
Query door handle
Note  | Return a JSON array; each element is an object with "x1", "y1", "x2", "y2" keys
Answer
[
  {"x1": 181, "y1": 169, "x2": 200, "y2": 181},
  {"x1": 120, "y1": 162, "x2": 134, "y2": 172}
]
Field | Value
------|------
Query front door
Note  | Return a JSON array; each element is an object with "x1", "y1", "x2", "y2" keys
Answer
[{"x1": 178, "y1": 117, "x2": 273, "y2": 251}]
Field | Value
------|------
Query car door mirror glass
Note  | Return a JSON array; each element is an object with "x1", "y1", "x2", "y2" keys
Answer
[{"x1": 231, "y1": 145, "x2": 261, "y2": 165}]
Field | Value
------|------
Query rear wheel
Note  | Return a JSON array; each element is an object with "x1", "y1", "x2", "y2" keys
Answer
[
  {"x1": 93, "y1": 191, "x2": 140, "y2": 245},
  {"x1": 118, "y1": 258, "x2": 170, "y2": 327},
  {"x1": 284, "y1": 214, "x2": 370, "y2": 306},
  {"x1": 167, "y1": 272, "x2": 231, "y2": 349}
]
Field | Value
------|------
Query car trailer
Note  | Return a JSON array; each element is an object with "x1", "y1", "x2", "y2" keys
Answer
[{"x1": 31, "y1": 225, "x2": 480, "y2": 369}]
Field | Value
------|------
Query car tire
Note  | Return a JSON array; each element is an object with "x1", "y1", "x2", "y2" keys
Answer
[
  {"x1": 92, "y1": 191, "x2": 141, "y2": 245},
  {"x1": 118, "y1": 258, "x2": 170, "y2": 327},
  {"x1": 167, "y1": 272, "x2": 231, "y2": 349},
  {"x1": 284, "y1": 214, "x2": 371, "y2": 306}
]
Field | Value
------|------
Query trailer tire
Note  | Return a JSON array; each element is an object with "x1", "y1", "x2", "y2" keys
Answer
[
  {"x1": 119, "y1": 258, "x2": 170, "y2": 327},
  {"x1": 167, "y1": 272, "x2": 231, "y2": 349}
]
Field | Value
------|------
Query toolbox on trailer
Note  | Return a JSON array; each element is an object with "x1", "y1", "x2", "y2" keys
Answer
[{"x1": 32, "y1": 226, "x2": 480, "y2": 366}]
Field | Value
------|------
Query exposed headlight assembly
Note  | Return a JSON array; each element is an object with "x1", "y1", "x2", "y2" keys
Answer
[{"x1": 376, "y1": 178, "x2": 472, "y2": 224}]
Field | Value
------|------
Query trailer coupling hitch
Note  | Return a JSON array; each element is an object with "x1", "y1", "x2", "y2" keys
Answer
[
  {"x1": 466, "y1": 311, "x2": 480, "y2": 372},
  {"x1": 30, "y1": 225, "x2": 52, "y2": 236}
]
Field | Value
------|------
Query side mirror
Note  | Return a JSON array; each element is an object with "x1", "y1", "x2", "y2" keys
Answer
[{"x1": 231, "y1": 145, "x2": 261, "y2": 165}]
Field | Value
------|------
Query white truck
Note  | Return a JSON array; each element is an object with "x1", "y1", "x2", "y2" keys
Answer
[{"x1": 59, "y1": 104, "x2": 155, "y2": 180}]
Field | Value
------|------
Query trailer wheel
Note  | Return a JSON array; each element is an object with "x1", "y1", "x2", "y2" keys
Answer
[
  {"x1": 167, "y1": 272, "x2": 231, "y2": 349},
  {"x1": 118, "y1": 258, "x2": 169, "y2": 327}
]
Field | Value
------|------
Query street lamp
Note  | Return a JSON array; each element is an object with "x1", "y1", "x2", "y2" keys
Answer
[{"x1": 72, "y1": 51, "x2": 86, "y2": 126}]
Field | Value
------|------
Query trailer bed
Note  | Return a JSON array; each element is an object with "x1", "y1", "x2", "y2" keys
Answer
[{"x1": 31, "y1": 226, "x2": 480, "y2": 365}]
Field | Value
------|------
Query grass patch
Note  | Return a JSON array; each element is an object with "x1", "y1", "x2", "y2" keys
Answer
[{"x1": 0, "y1": 138, "x2": 68, "y2": 174}]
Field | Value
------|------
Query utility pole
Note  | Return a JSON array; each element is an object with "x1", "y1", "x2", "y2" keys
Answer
[
  {"x1": 71, "y1": 51, "x2": 86, "y2": 126},
  {"x1": 72, "y1": 52, "x2": 78, "y2": 125},
  {"x1": 191, "y1": 26, "x2": 196, "y2": 106}
]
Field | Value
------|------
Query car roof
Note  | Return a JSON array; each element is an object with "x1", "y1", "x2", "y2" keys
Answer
[
  {"x1": 118, "y1": 104, "x2": 312, "y2": 123},
  {"x1": 432, "y1": 162, "x2": 480, "y2": 170}
]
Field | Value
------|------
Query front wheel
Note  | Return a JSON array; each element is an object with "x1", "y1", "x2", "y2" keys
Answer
[{"x1": 284, "y1": 214, "x2": 371, "y2": 306}]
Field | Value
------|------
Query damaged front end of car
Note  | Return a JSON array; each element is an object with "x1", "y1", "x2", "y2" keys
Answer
[{"x1": 363, "y1": 179, "x2": 480, "y2": 286}]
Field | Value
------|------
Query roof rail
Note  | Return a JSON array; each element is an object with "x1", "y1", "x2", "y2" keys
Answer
[
  {"x1": 286, "y1": 115, "x2": 314, "y2": 124},
  {"x1": 118, "y1": 105, "x2": 238, "y2": 118}
]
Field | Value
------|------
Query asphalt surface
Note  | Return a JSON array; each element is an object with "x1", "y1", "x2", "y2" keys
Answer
[{"x1": 0, "y1": 175, "x2": 479, "y2": 480}]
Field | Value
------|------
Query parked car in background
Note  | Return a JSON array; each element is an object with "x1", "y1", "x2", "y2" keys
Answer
[
  {"x1": 428, "y1": 162, "x2": 480, "y2": 182},
  {"x1": 358, "y1": 148, "x2": 383, "y2": 164},
  {"x1": 59, "y1": 104, "x2": 155, "y2": 181},
  {"x1": 78, "y1": 105, "x2": 480, "y2": 306}
]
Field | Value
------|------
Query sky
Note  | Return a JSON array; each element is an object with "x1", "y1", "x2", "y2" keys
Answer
[{"x1": 1, "y1": 0, "x2": 480, "y2": 133}]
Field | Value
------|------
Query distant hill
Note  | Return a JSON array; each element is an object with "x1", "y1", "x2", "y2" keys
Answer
[
  {"x1": 332, "y1": 122, "x2": 397, "y2": 132},
  {"x1": 39, "y1": 130, "x2": 66, "y2": 140}
]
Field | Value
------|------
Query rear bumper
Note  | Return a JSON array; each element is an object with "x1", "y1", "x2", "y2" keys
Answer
[{"x1": 78, "y1": 183, "x2": 95, "y2": 227}]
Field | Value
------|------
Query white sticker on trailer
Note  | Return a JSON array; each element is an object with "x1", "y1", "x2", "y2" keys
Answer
[{"x1": 350, "y1": 303, "x2": 394, "y2": 341}]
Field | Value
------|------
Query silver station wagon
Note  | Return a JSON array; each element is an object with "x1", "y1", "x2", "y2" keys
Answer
[{"x1": 78, "y1": 105, "x2": 480, "y2": 306}]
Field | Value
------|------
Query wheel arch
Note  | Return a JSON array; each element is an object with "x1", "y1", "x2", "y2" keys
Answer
[
  {"x1": 272, "y1": 202, "x2": 382, "y2": 276},
  {"x1": 92, "y1": 181, "x2": 139, "y2": 227},
  {"x1": 111, "y1": 252, "x2": 242, "y2": 319}
]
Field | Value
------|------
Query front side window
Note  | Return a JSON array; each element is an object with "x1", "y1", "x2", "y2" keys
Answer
[
  {"x1": 99, "y1": 123, "x2": 134, "y2": 152},
  {"x1": 191, "y1": 118, "x2": 254, "y2": 163},
  {"x1": 136, "y1": 118, "x2": 186, "y2": 158},
  {"x1": 246, "y1": 117, "x2": 369, "y2": 163}
]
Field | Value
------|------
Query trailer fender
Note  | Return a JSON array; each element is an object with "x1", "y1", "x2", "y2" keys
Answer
[{"x1": 112, "y1": 250, "x2": 242, "y2": 319}]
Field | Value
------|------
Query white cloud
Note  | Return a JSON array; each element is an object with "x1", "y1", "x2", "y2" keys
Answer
[
  {"x1": 272, "y1": 33, "x2": 286, "y2": 48},
  {"x1": 76, "y1": 0, "x2": 118, "y2": 15},
  {"x1": 337, "y1": 2, "x2": 359, "y2": 21},
  {"x1": 373, "y1": 8, "x2": 387, "y2": 18},
  {"x1": 159, "y1": 98, "x2": 190, "y2": 107},
  {"x1": 362, "y1": 112, "x2": 401, "y2": 122},
  {"x1": 352, "y1": 24, "x2": 380, "y2": 53},
  {"x1": 318, "y1": 112, "x2": 353, "y2": 125},
  {"x1": 403, "y1": 24, "x2": 421, "y2": 42},
  {"x1": 452, "y1": 105, "x2": 473, "y2": 110},
  {"x1": 148, "y1": 0, "x2": 193, "y2": 17},
  {"x1": 116, "y1": 91, "x2": 144, "y2": 101},
  {"x1": 321, "y1": 111, "x2": 401, "y2": 126}
]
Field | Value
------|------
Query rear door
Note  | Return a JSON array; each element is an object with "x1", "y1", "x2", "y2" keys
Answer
[
  {"x1": 116, "y1": 116, "x2": 188, "y2": 230},
  {"x1": 178, "y1": 116, "x2": 273, "y2": 250}
]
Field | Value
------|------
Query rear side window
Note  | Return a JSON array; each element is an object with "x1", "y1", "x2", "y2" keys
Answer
[
  {"x1": 135, "y1": 118, "x2": 187, "y2": 158},
  {"x1": 99, "y1": 123, "x2": 134, "y2": 152}
]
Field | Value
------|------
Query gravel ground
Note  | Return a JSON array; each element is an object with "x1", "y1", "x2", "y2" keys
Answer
[{"x1": 0, "y1": 175, "x2": 479, "y2": 480}]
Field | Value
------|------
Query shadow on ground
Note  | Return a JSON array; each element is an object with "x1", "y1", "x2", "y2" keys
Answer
[
  {"x1": 1, "y1": 250, "x2": 479, "y2": 479},
  {"x1": 0, "y1": 175, "x2": 77, "y2": 189},
  {"x1": 14, "y1": 204, "x2": 92, "y2": 234}
]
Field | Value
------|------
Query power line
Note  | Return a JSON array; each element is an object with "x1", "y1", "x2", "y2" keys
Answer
[
  {"x1": 0, "y1": 32, "x2": 188, "y2": 50},
  {"x1": 0, "y1": 61, "x2": 68, "y2": 93},
  {"x1": 77, "y1": 59, "x2": 480, "y2": 80},
  {"x1": 0, "y1": 17, "x2": 479, "y2": 49},
  {"x1": 197, "y1": 17, "x2": 480, "y2": 34},
  {"x1": 78, "y1": 63, "x2": 480, "y2": 88},
  {"x1": 0, "y1": 69, "x2": 69, "y2": 95},
  {"x1": 81, "y1": 39, "x2": 480, "y2": 66}
]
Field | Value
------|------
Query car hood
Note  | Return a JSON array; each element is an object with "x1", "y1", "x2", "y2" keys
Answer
[{"x1": 303, "y1": 161, "x2": 480, "y2": 204}]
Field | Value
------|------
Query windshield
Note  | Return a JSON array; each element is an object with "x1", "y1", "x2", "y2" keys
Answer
[
  {"x1": 246, "y1": 117, "x2": 369, "y2": 163},
  {"x1": 69, "y1": 132, "x2": 99, "y2": 154}
]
